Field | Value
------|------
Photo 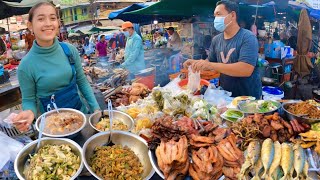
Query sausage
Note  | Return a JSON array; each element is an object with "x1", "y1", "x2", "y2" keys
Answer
[
  {"x1": 290, "y1": 120, "x2": 298, "y2": 132},
  {"x1": 296, "y1": 120, "x2": 305, "y2": 132},
  {"x1": 301, "y1": 123, "x2": 310, "y2": 129},
  {"x1": 280, "y1": 119, "x2": 293, "y2": 135}
]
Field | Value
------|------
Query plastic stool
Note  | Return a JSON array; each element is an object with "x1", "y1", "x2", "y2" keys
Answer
[{"x1": 267, "y1": 63, "x2": 283, "y2": 83}]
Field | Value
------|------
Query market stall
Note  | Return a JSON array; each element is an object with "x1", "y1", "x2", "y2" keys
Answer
[
  {"x1": 2, "y1": 73, "x2": 320, "y2": 179},
  {"x1": 2, "y1": 0, "x2": 320, "y2": 179}
]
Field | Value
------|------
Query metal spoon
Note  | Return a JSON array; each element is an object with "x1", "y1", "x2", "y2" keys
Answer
[
  {"x1": 35, "y1": 114, "x2": 46, "y2": 152},
  {"x1": 104, "y1": 99, "x2": 115, "y2": 146},
  {"x1": 24, "y1": 108, "x2": 47, "y2": 170}
]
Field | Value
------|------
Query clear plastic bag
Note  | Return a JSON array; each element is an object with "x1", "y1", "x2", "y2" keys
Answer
[
  {"x1": 1, "y1": 113, "x2": 18, "y2": 128},
  {"x1": 0, "y1": 131, "x2": 24, "y2": 170},
  {"x1": 187, "y1": 66, "x2": 200, "y2": 92},
  {"x1": 204, "y1": 85, "x2": 232, "y2": 107}
]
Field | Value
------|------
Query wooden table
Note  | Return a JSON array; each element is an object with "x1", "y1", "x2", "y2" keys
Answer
[{"x1": 0, "y1": 73, "x2": 21, "y2": 112}]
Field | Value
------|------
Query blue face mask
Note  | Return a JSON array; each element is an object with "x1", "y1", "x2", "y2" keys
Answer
[
  {"x1": 214, "y1": 14, "x2": 232, "y2": 32},
  {"x1": 123, "y1": 31, "x2": 130, "y2": 37}
]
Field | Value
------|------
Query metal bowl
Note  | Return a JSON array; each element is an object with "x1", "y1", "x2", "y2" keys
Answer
[
  {"x1": 238, "y1": 100, "x2": 281, "y2": 115},
  {"x1": 35, "y1": 108, "x2": 87, "y2": 138},
  {"x1": 82, "y1": 131, "x2": 155, "y2": 180},
  {"x1": 262, "y1": 77, "x2": 277, "y2": 86},
  {"x1": 14, "y1": 138, "x2": 83, "y2": 180},
  {"x1": 282, "y1": 102, "x2": 320, "y2": 124},
  {"x1": 148, "y1": 150, "x2": 165, "y2": 179},
  {"x1": 89, "y1": 110, "x2": 134, "y2": 132}
]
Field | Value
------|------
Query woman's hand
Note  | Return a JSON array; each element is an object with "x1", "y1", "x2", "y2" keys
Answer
[{"x1": 12, "y1": 110, "x2": 35, "y2": 132}]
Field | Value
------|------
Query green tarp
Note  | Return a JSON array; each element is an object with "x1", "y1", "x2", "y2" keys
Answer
[
  {"x1": 88, "y1": 26, "x2": 120, "y2": 32},
  {"x1": 125, "y1": 0, "x2": 219, "y2": 17}
]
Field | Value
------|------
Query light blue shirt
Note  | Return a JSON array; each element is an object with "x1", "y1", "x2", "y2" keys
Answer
[{"x1": 122, "y1": 32, "x2": 146, "y2": 74}]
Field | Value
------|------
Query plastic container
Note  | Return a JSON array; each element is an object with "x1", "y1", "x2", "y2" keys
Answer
[
  {"x1": 135, "y1": 68, "x2": 155, "y2": 89},
  {"x1": 262, "y1": 86, "x2": 284, "y2": 100}
]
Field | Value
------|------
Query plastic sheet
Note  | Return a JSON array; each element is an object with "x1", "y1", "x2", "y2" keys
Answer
[{"x1": 0, "y1": 131, "x2": 24, "y2": 170}]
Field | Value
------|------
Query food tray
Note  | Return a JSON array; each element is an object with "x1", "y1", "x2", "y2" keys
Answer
[{"x1": 0, "y1": 124, "x2": 35, "y2": 138}]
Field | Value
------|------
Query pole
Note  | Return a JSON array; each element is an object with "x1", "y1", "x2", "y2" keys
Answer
[{"x1": 6, "y1": 18, "x2": 11, "y2": 44}]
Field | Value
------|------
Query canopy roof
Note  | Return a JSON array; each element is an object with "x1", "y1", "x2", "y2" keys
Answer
[
  {"x1": 0, "y1": 0, "x2": 31, "y2": 20},
  {"x1": 89, "y1": 26, "x2": 120, "y2": 32},
  {"x1": 126, "y1": 0, "x2": 218, "y2": 17},
  {"x1": 108, "y1": 2, "x2": 154, "y2": 20}
]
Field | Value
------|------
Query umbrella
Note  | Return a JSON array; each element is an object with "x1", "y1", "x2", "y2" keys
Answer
[{"x1": 294, "y1": 9, "x2": 313, "y2": 78}]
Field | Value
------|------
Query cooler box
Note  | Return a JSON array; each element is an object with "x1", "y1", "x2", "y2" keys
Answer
[{"x1": 265, "y1": 41, "x2": 285, "y2": 59}]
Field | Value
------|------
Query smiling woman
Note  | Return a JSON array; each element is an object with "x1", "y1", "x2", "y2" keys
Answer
[
  {"x1": 12, "y1": 2, "x2": 100, "y2": 132},
  {"x1": 27, "y1": 2, "x2": 59, "y2": 47}
]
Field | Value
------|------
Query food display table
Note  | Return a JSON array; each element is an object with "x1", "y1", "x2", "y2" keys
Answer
[{"x1": 0, "y1": 73, "x2": 21, "y2": 112}]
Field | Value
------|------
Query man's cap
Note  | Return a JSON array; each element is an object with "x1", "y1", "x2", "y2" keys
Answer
[
  {"x1": 167, "y1": 27, "x2": 174, "y2": 31},
  {"x1": 121, "y1": 21, "x2": 134, "y2": 30}
]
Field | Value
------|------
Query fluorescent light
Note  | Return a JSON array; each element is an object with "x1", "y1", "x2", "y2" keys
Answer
[{"x1": 153, "y1": 20, "x2": 158, "y2": 24}]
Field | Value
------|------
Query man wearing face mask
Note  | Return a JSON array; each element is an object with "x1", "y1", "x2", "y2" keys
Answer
[
  {"x1": 184, "y1": 0, "x2": 262, "y2": 99},
  {"x1": 120, "y1": 21, "x2": 146, "y2": 78}
]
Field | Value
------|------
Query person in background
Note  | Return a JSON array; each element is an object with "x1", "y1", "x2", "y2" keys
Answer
[
  {"x1": 120, "y1": 21, "x2": 146, "y2": 78},
  {"x1": 25, "y1": 29, "x2": 35, "y2": 51},
  {"x1": 166, "y1": 27, "x2": 182, "y2": 53},
  {"x1": 184, "y1": 0, "x2": 262, "y2": 99},
  {"x1": 6, "y1": 40, "x2": 11, "y2": 50},
  {"x1": 0, "y1": 37, "x2": 6, "y2": 55},
  {"x1": 12, "y1": 2, "x2": 100, "y2": 132},
  {"x1": 96, "y1": 34, "x2": 108, "y2": 62},
  {"x1": 273, "y1": 28, "x2": 280, "y2": 40}
]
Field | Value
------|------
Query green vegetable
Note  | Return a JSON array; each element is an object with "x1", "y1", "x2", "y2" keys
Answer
[
  {"x1": 24, "y1": 144, "x2": 80, "y2": 180},
  {"x1": 311, "y1": 123, "x2": 320, "y2": 131},
  {"x1": 225, "y1": 110, "x2": 243, "y2": 118},
  {"x1": 224, "y1": 116, "x2": 238, "y2": 122},
  {"x1": 152, "y1": 90, "x2": 164, "y2": 110}
]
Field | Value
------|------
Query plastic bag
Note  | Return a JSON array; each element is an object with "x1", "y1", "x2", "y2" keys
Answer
[
  {"x1": 0, "y1": 131, "x2": 24, "y2": 170},
  {"x1": 1, "y1": 113, "x2": 18, "y2": 128},
  {"x1": 187, "y1": 66, "x2": 200, "y2": 92},
  {"x1": 163, "y1": 76, "x2": 182, "y2": 95},
  {"x1": 204, "y1": 85, "x2": 232, "y2": 107}
]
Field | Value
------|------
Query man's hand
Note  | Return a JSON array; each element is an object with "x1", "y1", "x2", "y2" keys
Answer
[
  {"x1": 183, "y1": 59, "x2": 197, "y2": 69},
  {"x1": 12, "y1": 110, "x2": 35, "y2": 132},
  {"x1": 191, "y1": 60, "x2": 214, "y2": 72}
]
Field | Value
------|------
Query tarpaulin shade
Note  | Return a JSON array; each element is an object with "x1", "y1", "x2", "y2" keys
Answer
[
  {"x1": 89, "y1": 26, "x2": 120, "y2": 32},
  {"x1": 108, "y1": 3, "x2": 151, "y2": 20},
  {"x1": 0, "y1": 0, "x2": 31, "y2": 20},
  {"x1": 108, "y1": 2, "x2": 185, "y2": 25},
  {"x1": 294, "y1": 9, "x2": 313, "y2": 78},
  {"x1": 125, "y1": 0, "x2": 219, "y2": 17}
]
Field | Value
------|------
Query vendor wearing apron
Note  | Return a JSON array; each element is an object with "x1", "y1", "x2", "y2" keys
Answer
[
  {"x1": 13, "y1": 2, "x2": 100, "y2": 132},
  {"x1": 184, "y1": 0, "x2": 262, "y2": 99}
]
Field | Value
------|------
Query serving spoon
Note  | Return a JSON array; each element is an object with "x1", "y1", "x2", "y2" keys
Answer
[
  {"x1": 104, "y1": 99, "x2": 115, "y2": 146},
  {"x1": 24, "y1": 112, "x2": 46, "y2": 169}
]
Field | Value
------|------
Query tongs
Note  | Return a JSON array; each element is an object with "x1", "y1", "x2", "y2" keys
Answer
[
  {"x1": 193, "y1": 118, "x2": 205, "y2": 133},
  {"x1": 104, "y1": 99, "x2": 115, "y2": 146}
]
